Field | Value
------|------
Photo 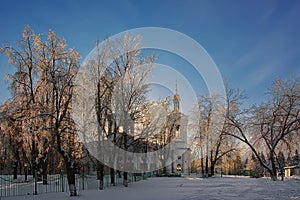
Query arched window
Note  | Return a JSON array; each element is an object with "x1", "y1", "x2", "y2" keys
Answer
[{"x1": 176, "y1": 164, "x2": 182, "y2": 171}]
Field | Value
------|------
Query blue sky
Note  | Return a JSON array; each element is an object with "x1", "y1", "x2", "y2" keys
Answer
[{"x1": 1, "y1": 0, "x2": 300, "y2": 108}]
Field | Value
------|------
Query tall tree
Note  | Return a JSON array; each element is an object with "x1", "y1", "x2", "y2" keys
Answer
[
  {"x1": 1, "y1": 26, "x2": 81, "y2": 195},
  {"x1": 108, "y1": 34, "x2": 154, "y2": 186},
  {"x1": 224, "y1": 77, "x2": 300, "y2": 180},
  {"x1": 190, "y1": 94, "x2": 237, "y2": 177},
  {"x1": 38, "y1": 29, "x2": 80, "y2": 195},
  {"x1": 1, "y1": 26, "x2": 46, "y2": 180},
  {"x1": 75, "y1": 33, "x2": 155, "y2": 188}
]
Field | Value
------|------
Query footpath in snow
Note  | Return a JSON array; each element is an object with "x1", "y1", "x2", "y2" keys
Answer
[{"x1": 2, "y1": 176, "x2": 300, "y2": 200}]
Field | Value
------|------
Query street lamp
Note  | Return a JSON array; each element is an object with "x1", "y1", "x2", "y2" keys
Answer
[
  {"x1": 119, "y1": 126, "x2": 128, "y2": 187},
  {"x1": 24, "y1": 163, "x2": 28, "y2": 181}
]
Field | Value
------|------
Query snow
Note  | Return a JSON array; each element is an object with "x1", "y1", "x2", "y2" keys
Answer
[{"x1": 2, "y1": 176, "x2": 300, "y2": 200}]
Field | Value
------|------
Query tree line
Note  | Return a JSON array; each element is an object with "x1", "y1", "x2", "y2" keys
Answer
[{"x1": 0, "y1": 26, "x2": 176, "y2": 196}]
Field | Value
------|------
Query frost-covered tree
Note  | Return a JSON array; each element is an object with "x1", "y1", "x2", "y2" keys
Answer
[
  {"x1": 75, "y1": 33, "x2": 155, "y2": 188},
  {"x1": 1, "y1": 26, "x2": 81, "y2": 195},
  {"x1": 37, "y1": 29, "x2": 80, "y2": 195},
  {"x1": 190, "y1": 94, "x2": 237, "y2": 177},
  {"x1": 1, "y1": 26, "x2": 47, "y2": 180},
  {"x1": 98, "y1": 34, "x2": 154, "y2": 187}
]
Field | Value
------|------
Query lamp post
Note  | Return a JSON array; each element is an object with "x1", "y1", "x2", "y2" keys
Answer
[
  {"x1": 24, "y1": 163, "x2": 28, "y2": 181},
  {"x1": 119, "y1": 126, "x2": 128, "y2": 187}
]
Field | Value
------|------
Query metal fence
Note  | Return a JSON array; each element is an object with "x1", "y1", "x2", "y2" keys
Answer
[{"x1": 0, "y1": 172, "x2": 153, "y2": 198}]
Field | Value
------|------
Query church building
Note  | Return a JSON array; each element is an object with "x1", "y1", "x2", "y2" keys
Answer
[{"x1": 162, "y1": 83, "x2": 191, "y2": 175}]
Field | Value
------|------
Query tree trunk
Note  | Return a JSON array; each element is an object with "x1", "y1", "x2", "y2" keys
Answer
[
  {"x1": 42, "y1": 160, "x2": 48, "y2": 185},
  {"x1": 24, "y1": 165, "x2": 28, "y2": 181},
  {"x1": 201, "y1": 157, "x2": 204, "y2": 178},
  {"x1": 18, "y1": 162, "x2": 22, "y2": 176},
  {"x1": 171, "y1": 162, "x2": 174, "y2": 173},
  {"x1": 270, "y1": 171, "x2": 277, "y2": 181},
  {"x1": 97, "y1": 163, "x2": 104, "y2": 190},
  {"x1": 163, "y1": 166, "x2": 167, "y2": 174},
  {"x1": 110, "y1": 168, "x2": 115, "y2": 186},
  {"x1": 111, "y1": 129, "x2": 116, "y2": 186},
  {"x1": 280, "y1": 169, "x2": 284, "y2": 181},
  {"x1": 123, "y1": 124, "x2": 128, "y2": 187},
  {"x1": 31, "y1": 136, "x2": 38, "y2": 178},
  {"x1": 67, "y1": 168, "x2": 77, "y2": 196},
  {"x1": 210, "y1": 163, "x2": 215, "y2": 176},
  {"x1": 205, "y1": 155, "x2": 209, "y2": 177},
  {"x1": 210, "y1": 151, "x2": 215, "y2": 176},
  {"x1": 270, "y1": 152, "x2": 277, "y2": 181},
  {"x1": 57, "y1": 132, "x2": 77, "y2": 196},
  {"x1": 123, "y1": 171, "x2": 128, "y2": 187},
  {"x1": 13, "y1": 160, "x2": 18, "y2": 179}
]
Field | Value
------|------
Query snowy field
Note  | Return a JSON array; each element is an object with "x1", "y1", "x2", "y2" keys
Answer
[{"x1": 2, "y1": 176, "x2": 300, "y2": 200}]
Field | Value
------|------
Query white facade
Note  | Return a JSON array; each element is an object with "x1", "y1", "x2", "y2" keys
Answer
[{"x1": 164, "y1": 84, "x2": 191, "y2": 175}]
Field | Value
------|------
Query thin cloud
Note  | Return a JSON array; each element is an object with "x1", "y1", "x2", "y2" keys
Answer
[{"x1": 235, "y1": 2, "x2": 300, "y2": 91}]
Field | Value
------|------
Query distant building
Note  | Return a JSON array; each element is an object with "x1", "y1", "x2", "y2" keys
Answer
[{"x1": 285, "y1": 166, "x2": 300, "y2": 177}]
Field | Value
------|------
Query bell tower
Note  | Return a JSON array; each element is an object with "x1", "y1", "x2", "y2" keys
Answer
[{"x1": 173, "y1": 81, "x2": 180, "y2": 112}]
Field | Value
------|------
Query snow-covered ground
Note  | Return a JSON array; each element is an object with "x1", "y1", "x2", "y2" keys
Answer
[{"x1": 2, "y1": 176, "x2": 300, "y2": 200}]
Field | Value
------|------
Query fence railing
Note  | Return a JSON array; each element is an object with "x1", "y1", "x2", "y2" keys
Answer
[{"x1": 0, "y1": 172, "x2": 154, "y2": 198}]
